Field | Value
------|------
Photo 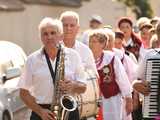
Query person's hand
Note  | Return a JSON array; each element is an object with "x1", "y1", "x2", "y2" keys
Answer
[
  {"x1": 133, "y1": 80, "x2": 150, "y2": 96},
  {"x1": 39, "y1": 108, "x2": 55, "y2": 120},
  {"x1": 125, "y1": 97, "x2": 133, "y2": 115},
  {"x1": 59, "y1": 79, "x2": 75, "y2": 94},
  {"x1": 59, "y1": 78, "x2": 86, "y2": 94}
]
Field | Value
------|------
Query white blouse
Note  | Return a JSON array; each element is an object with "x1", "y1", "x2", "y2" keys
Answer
[
  {"x1": 113, "y1": 48, "x2": 138, "y2": 83},
  {"x1": 98, "y1": 50, "x2": 133, "y2": 97}
]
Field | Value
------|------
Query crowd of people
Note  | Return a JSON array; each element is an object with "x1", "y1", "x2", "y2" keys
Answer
[{"x1": 17, "y1": 10, "x2": 160, "y2": 120}]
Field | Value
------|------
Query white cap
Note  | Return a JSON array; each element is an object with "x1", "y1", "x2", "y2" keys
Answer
[{"x1": 90, "y1": 14, "x2": 103, "y2": 23}]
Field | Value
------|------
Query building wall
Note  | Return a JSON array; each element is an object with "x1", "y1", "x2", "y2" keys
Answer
[
  {"x1": 0, "y1": 0, "x2": 126, "y2": 55},
  {"x1": 150, "y1": 0, "x2": 160, "y2": 16}
]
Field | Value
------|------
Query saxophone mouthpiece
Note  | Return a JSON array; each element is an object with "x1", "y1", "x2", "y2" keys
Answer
[
  {"x1": 56, "y1": 41, "x2": 64, "y2": 49},
  {"x1": 56, "y1": 43, "x2": 61, "y2": 49}
]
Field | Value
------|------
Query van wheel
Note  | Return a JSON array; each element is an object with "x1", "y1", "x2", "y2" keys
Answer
[{"x1": 2, "y1": 111, "x2": 11, "y2": 120}]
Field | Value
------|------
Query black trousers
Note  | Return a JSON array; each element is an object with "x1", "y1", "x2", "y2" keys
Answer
[{"x1": 30, "y1": 104, "x2": 80, "y2": 120}]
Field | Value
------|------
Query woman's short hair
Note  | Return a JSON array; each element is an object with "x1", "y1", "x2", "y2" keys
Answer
[
  {"x1": 89, "y1": 29, "x2": 109, "y2": 44},
  {"x1": 103, "y1": 28, "x2": 115, "y2": 42},
  {"x1": 136, "y1": 17, "x2": 150, "y2": 30},
  {"x1": 38, "y1": 17, "x2": 63, "y2": 35},
  {"x1": 59, "y1": 11, "x2": 80, "y2": 25}
]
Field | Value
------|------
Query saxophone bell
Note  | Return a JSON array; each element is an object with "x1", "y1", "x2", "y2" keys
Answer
[{"x1": 60, "y1": 95, "x2": 78, "y2": 120}]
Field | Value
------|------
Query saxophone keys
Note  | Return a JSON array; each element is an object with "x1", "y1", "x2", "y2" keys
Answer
[
  {"x1": 54, "y1": 110, "x2": 58, "y2": 115},
  {"x1": 54, "y1": 106, "x2": 59, "y2": 111},
  {"x1": 54, "y1": 116, "x2": 57, "y2": 120}
]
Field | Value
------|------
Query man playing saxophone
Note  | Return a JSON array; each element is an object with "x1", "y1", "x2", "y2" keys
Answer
[{"x1": 17, "y1": 17, "x2": 87, "y2": 120}]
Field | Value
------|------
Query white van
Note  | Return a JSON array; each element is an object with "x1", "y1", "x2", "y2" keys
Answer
[{"x1": 0, "y1": 41, "x2": 26, "y2": 120}]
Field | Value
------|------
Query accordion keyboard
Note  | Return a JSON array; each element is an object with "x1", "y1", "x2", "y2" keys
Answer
[{"x1": 143, "y1": 59, "x2": 160, "y2": 119}]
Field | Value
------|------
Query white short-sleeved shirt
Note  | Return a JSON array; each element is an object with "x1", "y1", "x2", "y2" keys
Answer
[
  {"x1": 72, "y1": 40, "x2": 98, "y2": 75},
  {"x1": 17, "y1": 47, "x2": 86, "y2": 104},
  {"x1": 80, "y1": 29, "x2": 91, "y2": 46}
]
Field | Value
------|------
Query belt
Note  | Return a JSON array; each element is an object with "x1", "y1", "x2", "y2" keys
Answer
[{"x1": 38, "y1": 104, "x2": 51, "y2": 109}]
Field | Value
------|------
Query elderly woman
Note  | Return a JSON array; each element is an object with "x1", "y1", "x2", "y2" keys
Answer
[
  {"x1": 139, "y1": 22, "x2": 153, "y2": 48},
  {"x1": 89, "y1": 30, "x2": 133, "y2": 120}
]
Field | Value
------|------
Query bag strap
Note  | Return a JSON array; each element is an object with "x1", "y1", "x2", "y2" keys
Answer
[{"x1": 44, "y1": 48, "x2": 61, "y2": 85}]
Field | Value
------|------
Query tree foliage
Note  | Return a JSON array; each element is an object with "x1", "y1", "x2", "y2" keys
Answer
[{"x1": 117, "y1": 0, "x2": 153, "y2": 19}]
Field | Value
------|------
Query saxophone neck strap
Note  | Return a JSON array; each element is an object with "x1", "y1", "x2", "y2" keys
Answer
[{"x1": 44, "y1": 48, "x2": 61, "y2": 85}]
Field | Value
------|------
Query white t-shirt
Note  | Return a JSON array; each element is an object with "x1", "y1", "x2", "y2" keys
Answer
[{"x1": 17, "y1": 47, "x2": 86, "y2": 104}]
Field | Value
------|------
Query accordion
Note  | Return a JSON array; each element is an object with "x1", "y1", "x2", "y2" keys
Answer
[{"x1": 142, "y1": 49, "x2": 160, "y2": 119}]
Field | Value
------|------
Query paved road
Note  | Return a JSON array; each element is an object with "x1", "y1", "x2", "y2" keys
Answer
[{"x1": 13, "y1": 107, "x2": 95, "y2": 120}]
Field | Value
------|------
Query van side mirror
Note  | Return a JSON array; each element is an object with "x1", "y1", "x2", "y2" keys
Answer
[{"x1": 2, "y1": 67, "x2": 21, "y2": 83}]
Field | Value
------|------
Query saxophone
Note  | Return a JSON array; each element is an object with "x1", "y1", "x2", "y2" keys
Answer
[{"x1": 50, "y1": 44, "x2": 77, "y2": 120}]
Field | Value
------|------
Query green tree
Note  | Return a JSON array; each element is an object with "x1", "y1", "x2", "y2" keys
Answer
[{"x1": 116, "y1": 0, "x2": 153, "y2": 19}]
